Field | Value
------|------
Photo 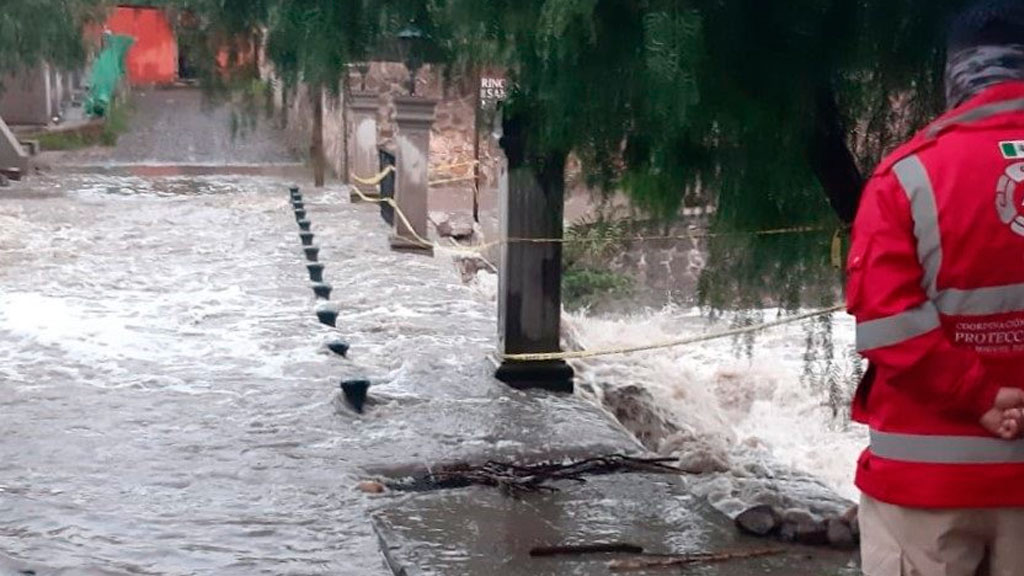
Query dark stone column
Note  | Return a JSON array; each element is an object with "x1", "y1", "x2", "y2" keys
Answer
[{"x1": 494, "y1": 112, "x2": 573, "y2": 392}]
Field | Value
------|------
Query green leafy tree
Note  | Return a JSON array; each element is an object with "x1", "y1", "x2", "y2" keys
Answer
[
  {"x1": 425, "y1": 0, "x2": 973, "y2": 310},
  {"x1": 178, "y1": 0, "x2": 975, "y2": 308},
  {"x1": 0, "y1": 0, "x2": 108, "y2": 77}
]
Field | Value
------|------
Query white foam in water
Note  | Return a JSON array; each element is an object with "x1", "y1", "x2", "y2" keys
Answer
[{"x1": 566, "y1": 306, "x2": 867, "y2": 502}]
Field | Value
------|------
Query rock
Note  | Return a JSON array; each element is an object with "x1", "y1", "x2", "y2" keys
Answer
[
  {"x1": 436, "y1": 213, "x2": 475, "y2": 240},
  {"x1": 781, "y1": 508, "x2": 816, "y2": 526},
  {"x1": 735, "y1": 505, "x2": 780, "y2": 537},
  {"x1": 843, "y1": 505, "x2": 860, "y2": 539},
  {"x1": 454, "y1": 255, "x2": 493, "y2": 283},
  {"x1": 2, "y1": 168, "x2": 22, "y2": 181},
  {"x1": 675, "y1": 444, "x2": 731, "y2": 474},
  {"x1": 0, "y1": 174, "x2": 8, "y2": 188},
  {"x1": 358, "y1": 481, "x2": 386, "y2": 494},
  {"x1": 601, "y1": 384, "x2": 680, "y2": 451},
  {"x1": 827, "y1": 517, "x2": 857, "y2": 549},
  {"x1": 793, "y1": 519, "x2": 830, "y2": 546}
]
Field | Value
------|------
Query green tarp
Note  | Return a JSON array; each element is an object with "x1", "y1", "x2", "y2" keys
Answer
[{"x1": 84, "y1": 34, "x2": 133, "y2": 118}]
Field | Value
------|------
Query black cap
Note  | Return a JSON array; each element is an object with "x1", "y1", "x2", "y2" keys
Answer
[{"x1": 949, "y1": 0, "x2": 1024, "y2": 52}]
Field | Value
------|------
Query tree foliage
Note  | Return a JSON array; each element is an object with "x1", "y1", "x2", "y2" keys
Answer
[
  {"x1": 179, "y1": 0, "x2": 977, "y2": 308},
  {"x1": 425, "y1": 0, "x2": 976, "y2": 309},
  {"x1": 0, "y1": 0, "x2": 107, "y2": 76}
]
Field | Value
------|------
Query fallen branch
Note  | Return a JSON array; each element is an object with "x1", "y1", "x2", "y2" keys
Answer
[
  {"x1": 530, "y1": 543, "x2": 645, "y2": 557},
  {"x1": 608, "y1": 548, "x2": 785, "y2": 572},
  {"x1": 387, "y1": 455, "x2": 683, "y2": 495}
]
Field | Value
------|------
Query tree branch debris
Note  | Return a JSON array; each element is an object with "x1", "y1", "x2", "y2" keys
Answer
[{"x1": 386, "y1": 454, "x2": 683, "y2": 495}]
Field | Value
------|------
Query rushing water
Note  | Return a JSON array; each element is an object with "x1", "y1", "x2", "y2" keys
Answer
[{"x1": 0, "y1": 173, "x2": 502, "y2": 575}]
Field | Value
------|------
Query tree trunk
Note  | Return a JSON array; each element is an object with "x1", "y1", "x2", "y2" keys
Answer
[
  {"x1": 807, "y1": 87, "x2": 864, "y2": 224},
  {"x1": 339, "y1": 77, "x2": 349, "y2": 185},
  {"x1": 312, "y1": 85, "x2": 326, "y2": 188}
]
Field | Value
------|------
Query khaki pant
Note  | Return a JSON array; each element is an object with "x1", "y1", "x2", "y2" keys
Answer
[{"x1": 860, "y1": 495, "x2": 1024, "y2": 576}]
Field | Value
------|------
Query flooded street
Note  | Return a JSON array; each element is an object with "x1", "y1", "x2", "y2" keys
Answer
[
  {"x1": 0, "y1": 90, "x2": 860, "y2": 575},
  {"x1": 0, "y1": 174, "x2": 417, "y2": 574}
]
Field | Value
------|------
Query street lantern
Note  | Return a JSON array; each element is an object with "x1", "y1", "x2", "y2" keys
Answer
[{"x1": 396, "y1": 25, "x2": 426, "y2": 96}]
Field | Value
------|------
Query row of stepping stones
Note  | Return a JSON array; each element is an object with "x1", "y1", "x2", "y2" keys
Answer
[{"x1": 289, "y1": 186, "x2": 370, "y2": 414}]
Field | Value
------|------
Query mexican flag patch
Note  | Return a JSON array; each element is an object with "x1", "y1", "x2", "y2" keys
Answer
[{"x1": 1001, "y1": 141, "x2": 1024, "y2": 159}]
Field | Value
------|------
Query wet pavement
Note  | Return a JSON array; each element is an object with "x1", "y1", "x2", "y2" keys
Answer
[
  {"x1": 53, "y1": 89, "x2": 302, "y2": 167},
  {"x1": 373, "y1": 474, "x2": 858, "y2": 576}
]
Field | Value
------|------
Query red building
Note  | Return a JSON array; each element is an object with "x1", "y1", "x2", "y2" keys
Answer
[{"x1": 105, "y1": 5, "x2": 178, "y2": 85}]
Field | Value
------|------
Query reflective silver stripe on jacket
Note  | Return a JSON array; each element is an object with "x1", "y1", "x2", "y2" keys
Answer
[
  {"x1": 926, "y1": 97, "x2": 1024, "y2": 139},
  {"x1": 936, "y1": 283, "x2": 1024, "y2": 316},
  {"x1": 871, "y1": 429, "x2": 1024, "y2": 464},
  {"x1": 855, "y1": 153, "x2": 1024, "y2": 352},
  {"x1": 857, "y1": 301, "x2": 941, "y2": 352},
  {"x1": 893, "y1": 155, "x2": 942, "y2": 299}
]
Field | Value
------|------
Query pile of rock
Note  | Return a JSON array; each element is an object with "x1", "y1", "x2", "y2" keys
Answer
[{"x1": 736, "y1": 504, "x2": 859, "y2": 550}]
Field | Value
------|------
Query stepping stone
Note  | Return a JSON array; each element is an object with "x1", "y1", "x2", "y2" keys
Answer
[
  {"x1": 341, "y1": 380, "x2": 371, "y2": 414},
  {"x1": 294, "y1": 209, "x2": 307, "y2": 221},
  {"x1": 307, "y1": 262, "x2": 325, "y2": 283},
  {"x1": 298, "y1": 219, "x2": 312, "y2": 232},
  {"x1": 304, "y1": 246, "x2": 320, "y2": 262},
  {"x1": 312, "y1": 282, "x2": 332, "y2": 300},
  {"x1": 317, "y1": 307, "x2": 338, "y2": 327},
  {"x1": 326, "y1": 339, "x2": 349, "y2": 357},
  {"x1": 300, "y1": 232, "x2": 315, "y2": 246}
]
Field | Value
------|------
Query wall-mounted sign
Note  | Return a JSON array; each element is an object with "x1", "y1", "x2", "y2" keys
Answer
[{"x1": 480, "y1": 77, "x2": 507, "y2": 103}]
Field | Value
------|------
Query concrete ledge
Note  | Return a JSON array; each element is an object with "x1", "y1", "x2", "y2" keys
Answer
[
  {"x1": 496, "y1": 360, "x2": 574, "y2": 393},
  {"x1": 370, "y1": 475, "x2": 858, "y2": 576},
  {"x1": 389, "y1": 235, "x2": 434, "y2": 257}
]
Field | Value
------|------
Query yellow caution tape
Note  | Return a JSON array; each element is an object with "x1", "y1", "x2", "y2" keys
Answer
[
  {"x1": 350, "y1": 166, "x2": 395, "y2": 187},
  {"x1": 431, "y1": 160, "x2": 479, "y2": 172},
  {"x1": 429, "y1": 175, "x2": 477, "y2": 186},
  {"x1": 346, "y1": 177, "x2": 849, "y2": 363},
  {"x1": 831, "y1": 229, "x2": 844, "y2": 269},
  {"x1": 501, "y1": 305, "x2": 846, "y2": 362}
]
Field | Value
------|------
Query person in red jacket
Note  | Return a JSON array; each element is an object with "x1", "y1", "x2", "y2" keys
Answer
[{"x1": 850, "y1": 2, "x2": 1024, "y2": 574}]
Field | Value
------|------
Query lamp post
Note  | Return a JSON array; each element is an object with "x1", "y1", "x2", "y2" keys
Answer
[{"x1": 396, "y1": 25, "x2": 426, "y2": 96}]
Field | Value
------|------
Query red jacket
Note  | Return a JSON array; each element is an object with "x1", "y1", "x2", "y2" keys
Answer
[{"x1": 850, "y1": 82, "x2": 1024, "y2": 508}]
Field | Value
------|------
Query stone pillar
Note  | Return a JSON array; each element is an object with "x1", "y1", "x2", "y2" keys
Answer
[
  {"x1": 493, "y1": 113, "x2": 574, "y2": 392},
  {"x1": 347, "y1": 92, "x2": 380, "y2": 201},
  {"x1": 389, "y1": 96, "x2": 436, "y2": 256}
]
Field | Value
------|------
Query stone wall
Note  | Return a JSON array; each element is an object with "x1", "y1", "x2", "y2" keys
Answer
[
  {"x1": 266, "y1": 62, "x2": 501, "y2": 196},
  {"x1": 1, "y1": 64, "x2": 55, "y2": 126},
  {"x1": 271, "y1": 79, "x2": 349, "y2": 179}
]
